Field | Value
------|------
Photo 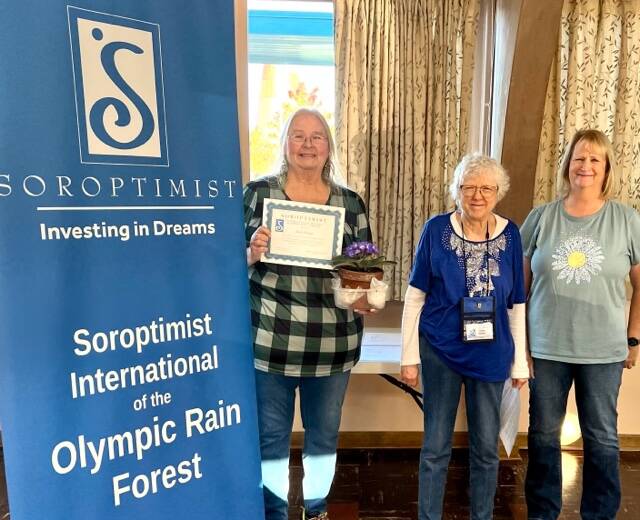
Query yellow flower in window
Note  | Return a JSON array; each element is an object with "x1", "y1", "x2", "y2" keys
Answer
[{"x1": 552, "y1": 235, "x2": 604, "y2": 284}]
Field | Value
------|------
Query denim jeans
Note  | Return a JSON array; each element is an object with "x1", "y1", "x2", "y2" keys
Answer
[
  {"x1": 255, "y1": 369, "x2": 350, "y2": 520},
  {"x1": 418, "y1": 335, "x2": 503, "y2": 520},
  {"x1": 525, "y1": 358, "x2": 623, "y2": 520}
]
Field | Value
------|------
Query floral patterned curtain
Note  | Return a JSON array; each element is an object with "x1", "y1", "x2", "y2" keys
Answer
[
  {"x1": 334, "y1": 0, "x2": 480, "y2": 299},
  {"x1": 535, "y1": 0, "x2": 640, "y2": 209}
]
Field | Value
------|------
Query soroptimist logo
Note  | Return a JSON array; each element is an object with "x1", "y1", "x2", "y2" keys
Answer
[{"x1": 67, "y1": 6, "x2": 169, "y2": 166}]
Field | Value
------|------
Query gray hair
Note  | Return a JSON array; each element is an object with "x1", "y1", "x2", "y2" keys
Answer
[
  {"x1": 275, "y1": 108, "x2": 343, "y2": 189},
  {"x1": 448, "y1": 153, "x2": 510, "y2": 207}
]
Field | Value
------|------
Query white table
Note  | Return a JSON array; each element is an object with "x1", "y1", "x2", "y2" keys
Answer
[{"x1": 352, "y1": 328, "x2": 401, "y2": 374}]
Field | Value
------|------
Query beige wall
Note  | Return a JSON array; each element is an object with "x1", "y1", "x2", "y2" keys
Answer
[{"x1": 294, "y1": 300, "x2": 640, "y2": 437}]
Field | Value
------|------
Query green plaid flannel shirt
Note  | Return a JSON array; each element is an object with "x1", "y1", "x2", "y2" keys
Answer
[{"x1": 243, "y1": 175, "x2": 372, "y2": 377}]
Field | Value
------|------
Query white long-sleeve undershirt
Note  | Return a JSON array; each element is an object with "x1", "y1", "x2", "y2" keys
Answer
[{"x1": 400, "y1": 286, "x2": 529, "y2": 379}]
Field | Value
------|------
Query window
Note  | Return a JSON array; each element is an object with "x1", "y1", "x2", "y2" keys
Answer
[{"x1": 248, "y1": 0, "x2": 334, "y2": 178}]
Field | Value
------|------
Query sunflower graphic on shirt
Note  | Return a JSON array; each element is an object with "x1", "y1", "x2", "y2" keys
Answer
[{"x1": 552, "y1": 234, "x2": 604, "y2": 284}]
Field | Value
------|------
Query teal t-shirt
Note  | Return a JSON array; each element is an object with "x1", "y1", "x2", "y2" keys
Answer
[{"x1": 521, "y1": 199, "x2": 640, "y2": 363}]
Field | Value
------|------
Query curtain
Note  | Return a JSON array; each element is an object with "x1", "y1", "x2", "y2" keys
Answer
[
  {"x1": 334, "y1": 0, "x2": 480, "y2": 299},
  {"x1": 535, "y1": 0, "x2": 640, "y2": 209}
]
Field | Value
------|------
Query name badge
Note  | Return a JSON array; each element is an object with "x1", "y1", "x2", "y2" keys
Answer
[{"x1": 460, "y1": 296, "x2": 496, "y2": 343}]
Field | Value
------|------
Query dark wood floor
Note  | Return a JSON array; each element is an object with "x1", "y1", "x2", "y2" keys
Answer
[
  {"x1": 1, "y1": 448, "x2": 639, "y2": 519},
  {"x1": 288, "y1": 448, "x2": 640, "y2": 519}
]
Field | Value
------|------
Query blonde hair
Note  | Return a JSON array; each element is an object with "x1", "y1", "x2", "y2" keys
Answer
[{"x1": 558, "y1": 129, "x2": 617, "y2": 198}]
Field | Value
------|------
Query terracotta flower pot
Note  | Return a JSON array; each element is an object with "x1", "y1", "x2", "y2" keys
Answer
[
  {"x1": 336, "y1": 268, "x2": 384, "y2": 310},
  {"x1": 337, "y1": 268, "x2": 384, "y2": 289}
]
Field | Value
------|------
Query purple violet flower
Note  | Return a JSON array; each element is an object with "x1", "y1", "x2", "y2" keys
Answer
[
  {"x1": 345, "y1": 241, "x2": 378, "y2": 258},
  {"x1": 331, "y1": 240, "x2": 394, "y2": 272}
]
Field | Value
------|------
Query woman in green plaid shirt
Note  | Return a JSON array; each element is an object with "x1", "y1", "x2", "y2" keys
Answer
[{"x1": 244, "y1": 109, "x2": 372, "y2": 520}]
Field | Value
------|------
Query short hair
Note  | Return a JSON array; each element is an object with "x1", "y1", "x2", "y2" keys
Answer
[
  {"x1": 448, "y1": 153, "x2": 510, "y2": 207},
  {"x1": 275, "y1": 108, "x2": 343, "y2": 188},
  {"x1": 558, "y1": 129, "x2": 617, "y2": 198}
]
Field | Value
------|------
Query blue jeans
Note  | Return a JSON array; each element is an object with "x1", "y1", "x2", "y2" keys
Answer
[
  {"x1": 419, "y1": 336, "x2": 503, "y2": 520},
  {"x1": 525, "y1": 358, "x2": 623, "y2": 520},
  {"x1": 255, "y1": 369, "x2": 350, "y2": 520}
]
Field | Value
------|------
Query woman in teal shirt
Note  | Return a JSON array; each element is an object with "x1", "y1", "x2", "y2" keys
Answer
[{"x1": 522, "y1": 129, "x2": 640, "y2": 520}]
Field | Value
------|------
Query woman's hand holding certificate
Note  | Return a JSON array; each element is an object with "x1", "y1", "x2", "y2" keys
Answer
[{"x1": 261, "y1": 198, "x2": 345, "y2": 269}]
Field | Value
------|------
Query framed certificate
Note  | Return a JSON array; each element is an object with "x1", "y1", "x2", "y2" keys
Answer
[{"x1": 261, "y1": 198, "x2": 345, "y2": 269}]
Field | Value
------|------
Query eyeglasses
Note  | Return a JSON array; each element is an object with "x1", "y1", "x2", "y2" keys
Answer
[
  {"x1": 288, "y1": 133, "x2": 328, "y2": 145},
  {"x1": 460, "y1": 185, "x2": 498, "y2": 197}
]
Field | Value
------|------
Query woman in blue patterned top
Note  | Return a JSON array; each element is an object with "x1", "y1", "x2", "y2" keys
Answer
[
  {"x1": 243, "y1": 108, "x2": 372, "y2": 520},
  {"x1": 522, "y1": 129, "x2": 640, "y2": 520},
  {"x1": 400, "y1": 154, "x2": 529, "y2": 520}
]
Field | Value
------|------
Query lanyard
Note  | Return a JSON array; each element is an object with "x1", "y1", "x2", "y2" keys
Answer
[{"x1": 460, "y1": 219, "x2": 491, "y2": 297}]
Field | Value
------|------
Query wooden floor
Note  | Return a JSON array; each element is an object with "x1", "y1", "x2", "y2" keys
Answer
[
  {"x1": 288, "y1": 448, "x2": 640, "y2": 520},
  {"x1": 0, "y1": 448, "x2": 639, "y2": 519}
]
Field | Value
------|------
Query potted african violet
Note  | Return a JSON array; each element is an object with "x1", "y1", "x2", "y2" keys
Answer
[{"x1": 331, "y1": 241, "x2": 395, "y2": 309}]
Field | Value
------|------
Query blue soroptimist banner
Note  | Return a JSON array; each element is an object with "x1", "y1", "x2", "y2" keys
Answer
[{"x1": 0, "y1": 1, "x2": 264, "y2": 518}]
